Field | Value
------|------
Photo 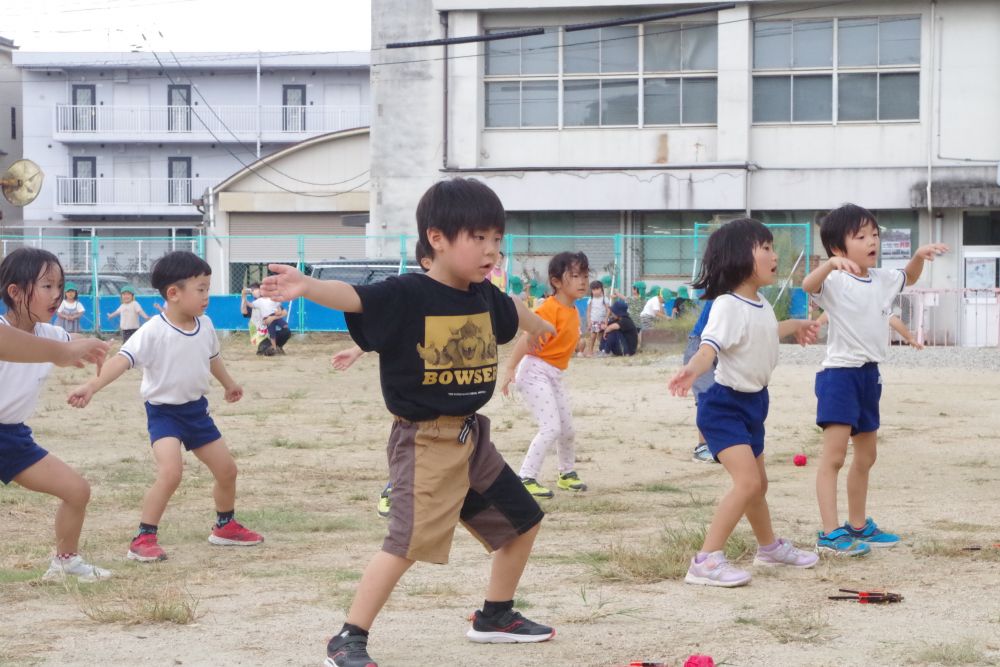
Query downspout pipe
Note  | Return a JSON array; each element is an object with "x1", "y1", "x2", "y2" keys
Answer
[
  {"x1": 926, "y1": 0, "x2": 936, "y2": 216},
  {"x1": 441, "y1": 11, "x2": 449, "y2": 170}
]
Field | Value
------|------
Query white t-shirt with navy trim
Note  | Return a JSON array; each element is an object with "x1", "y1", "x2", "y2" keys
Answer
[
  {"x1": 700, "y1": 293, "x2": 778, "y2": 393},
  {"x1": 0, "y1": 317, "x2": 70, "y2": 424},
  {"x1": 119, "y1": 313, "x2": 221, "y2": 405},
  {"x1": 811, "y1": 268, "x2": 905, "y2": 368}
]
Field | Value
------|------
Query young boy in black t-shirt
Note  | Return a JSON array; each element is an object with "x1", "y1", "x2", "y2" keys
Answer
[{"x1": 262, "y1": 178, "x2": 557, "y2": 667}]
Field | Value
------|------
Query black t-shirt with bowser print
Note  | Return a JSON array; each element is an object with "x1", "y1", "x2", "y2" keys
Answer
[{"x1": 345, "y1": 272, "x2": 519, "y2": 422}]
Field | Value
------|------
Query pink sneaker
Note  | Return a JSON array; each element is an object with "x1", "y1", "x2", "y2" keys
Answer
[
  {"x1": 128, "y1": 533, "x2": 167, "y2": 562},
  {"x1": 753, "y1": 538, "x2": 819, "y2": 568},
  {"x1": 209, "y1": 520, "x2": 263, "y2": 546},
  {"x1": 684, "y1": 551, "x2": 751, "y2": 587}
]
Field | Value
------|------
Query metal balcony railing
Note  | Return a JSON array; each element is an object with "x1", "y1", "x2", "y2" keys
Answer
[
  {"x1": 55, "y1": 177, "x2": 216, "y2": 214},
  {"x1": 55, "y1": 105, "x2": 371, "y2": 140}
]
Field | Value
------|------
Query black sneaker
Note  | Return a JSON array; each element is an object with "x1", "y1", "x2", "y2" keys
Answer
[
  {"x1": 466, "y1": 609, "x2": 555, "y2": 644},
  {"x1": 325, "y1": 631, "x2": 377, "y2": 667}
]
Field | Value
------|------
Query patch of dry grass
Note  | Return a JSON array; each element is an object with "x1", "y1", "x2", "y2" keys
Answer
[{"x1": 78, "y1": 580, "x2": 200, "y2": 625}]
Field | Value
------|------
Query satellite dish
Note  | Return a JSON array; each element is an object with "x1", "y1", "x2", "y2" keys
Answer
[{"x1": 1, "y1": 159, "x2": 44, "y2": 207}]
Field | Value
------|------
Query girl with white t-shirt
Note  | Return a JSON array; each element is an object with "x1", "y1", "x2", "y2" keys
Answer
[
  {"x1": 668, "y1": 218, "x2": 820, "y2": 588},
  {"x1": 56, "y1": 282, "x2": 85, "y2": 334},
  {"x1": 0, "y1": 248, "x2": 111, "y2": 582}
]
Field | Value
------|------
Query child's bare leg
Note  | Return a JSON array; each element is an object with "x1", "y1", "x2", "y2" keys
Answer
[
  {"x1": 846, "y1": 430, "x2": 877, "y2": 529},
  {"x1": 741, "y1": 455, "x2": 775, "y2": 546},
  {"x1": 192, "y1": 439, "x2": 238, "y2": 512},
  {"x1": 14, "y1": 455, "x2": 90, "y2": 554},
  {"x1": 816, "y1": 425, "x2": 851, "y2": 533},
  {"x1": 701, "y1": 445, "x2": 760, "y2": 552},
  {"x1": 141, "y1": 438, "x2": 184, "y2": 525},
  {"x1": 345, "y1": 551, "x2": 414, "y2": 630},
  {"x1": 486, "y1": 522, "x2": 539, "y2": 601}
]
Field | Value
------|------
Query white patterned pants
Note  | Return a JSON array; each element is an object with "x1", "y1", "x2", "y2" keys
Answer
[{"x1": 515, "y1": 354, "x2": 577, "y2": 479}]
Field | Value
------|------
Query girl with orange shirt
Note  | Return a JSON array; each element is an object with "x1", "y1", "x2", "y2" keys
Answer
[{"x1": 501, "y1": 251, "x2": 590, "y2": 499}]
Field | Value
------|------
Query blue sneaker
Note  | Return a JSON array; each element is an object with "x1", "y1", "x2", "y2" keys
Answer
[
  {"x1": 843, "y1": 517, "x2": 900, "y2": 548},
  {"x1": 816, "y1": 528, "x2": 871, "y2": 557}
]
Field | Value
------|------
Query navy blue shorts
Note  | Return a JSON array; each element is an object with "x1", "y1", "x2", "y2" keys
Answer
[
  {"x1": 145, "y1": 397, "x2": 222, "y2": 450},
  {"x1": 815, "y1": 363, "x2": 882, "y2": 435},
  {"x1": 696, "y1": 383, "x2": 769, "y2": 460},
  {"x1": 0, "y1": 423, "x2": 48, "y2": 485}
]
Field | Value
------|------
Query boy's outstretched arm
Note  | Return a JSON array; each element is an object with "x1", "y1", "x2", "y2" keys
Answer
[
  {"x1": 512, "y1": 298, "x2": 556, "y2": 351},
  {"x1": 802, "y1": 256, "x2": 862, "y2": 293},
  {"x1": 0, "y1": 328, "x2": 109, "y2": 368},
  {"x1": 261, "y1": 264, "x2": 362, "y2": 313},
  {"x1": 210, "y1": 356, "x2": 243, "y2": 403},
  {"x1": 331, "y1": 344, "x2": 366, "y2": 370},
  {"x1": 668, "y1": 344, "x2": 717, "y2": 397},
  {"x1": 904, "y1": 243, "x2": 949, "y2": 286},
  {"x1": 67, "y1": 354, "x2": 131, "y2": 408}
]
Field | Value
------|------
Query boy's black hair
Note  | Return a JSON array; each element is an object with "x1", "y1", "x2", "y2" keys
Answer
[
  {"x1": 692, "y1": 218, "x2": 773, "y2": 300},
  {"x1": 548, "y1": 251, "x2": 589, "y2": 291},
  {"x1": 819, "y1": 203, "x2": 878, "y2": 257},
  {"x1": 589, "y1": 280, "x2": 603, "y2": 291},
  {"x1": 151, "y1": 251, "x2": 212, "y2": 298},
  {"x1": 415, "y1": 178, "x2": 506, "y2": 260},
  {"x1": 0, "y1": 247, "x2": 64, "y2": 319}
]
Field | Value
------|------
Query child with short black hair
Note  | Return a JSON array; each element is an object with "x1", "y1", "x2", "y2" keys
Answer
[
  {"x1": 803, "y1": 203, "x2": 947, "y2": 555},
  {"x1": 107, "y1": 285, "x2": 150, "y2": 343},
  {"x1": 261, "y1": 178, "x2": 556, "y2": 667},
  {"x1": 1, "y1": 248, "x2": 112, "y2": 582},
  {"x1": 669, "y1": 218, "x2": 820, "y2": 587},
  {"x1": 69, "y1": 251, "x2": 263, "y2": 562}
]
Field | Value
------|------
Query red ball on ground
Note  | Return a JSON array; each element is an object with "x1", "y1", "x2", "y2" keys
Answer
[{"x1": 793, "y1": 454, "x2": 808, "y2": 466}]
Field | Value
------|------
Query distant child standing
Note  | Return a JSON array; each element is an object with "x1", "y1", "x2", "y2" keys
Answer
[
  {"x1": 583, "y1": 279, "x2": 609, "y2": 356},
  {"x1": 0, "y1": 248, "x2": 112, "y2": 582},
  {"x1": 107, "y1": 285, "x2": 150, "y2": 342},
  {"x1": 669, "y1": 218, "x2": 820, "y2": 587},
  {"x1": 56, "y1": 281, "x2": 85, "y2": 333},
  {"x1": 68, "y1": 251, "x2": 263, "y2": 562},
  {"x1": 803, "y1": 203, "x2": 947, "y2": 555},
  {"x1": 261, "y1": 178, "x2": 556, "y2": 667},
  {"x1": 501, "y1": 251, "x2": 590, "y2": 499}
]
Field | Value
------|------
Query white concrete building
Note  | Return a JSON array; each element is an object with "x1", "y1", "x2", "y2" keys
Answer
[
  {"x1": 372, "y1": 0, "x2": 1000, "y2": 343},
  {"x1": 0, "y1": 36, "x2": 24, "y2": 228},
  {"x1": 13, "y1": 50, "x2": 369, "y2": 277}
]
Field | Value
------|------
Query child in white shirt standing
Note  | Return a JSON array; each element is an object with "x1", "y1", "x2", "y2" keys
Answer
[
  {"x1": 69, "y1": 251, "x2": 263, "y2": 562},
  {"x1": 0, "y1": 248, "x2": 112, "y2": 582},
  {"x1": 669, "y1": 218, "x2": 820, "y2": 587},
  {"x1": 56, "y1": 281, "x2": 85, "y2": 334},
  {"x1": 107, "y1": 285, "x2": 150, "y2": 342}
]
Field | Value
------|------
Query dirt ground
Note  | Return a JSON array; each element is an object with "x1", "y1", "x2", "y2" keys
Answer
[{"x1": 2, "y1": 334, "x2": 1000, "y2": 667}]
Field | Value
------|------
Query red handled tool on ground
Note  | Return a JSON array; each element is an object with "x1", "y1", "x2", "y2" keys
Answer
[{"x1": 828, "y1": 588, "x2": 903, "y2": 604}]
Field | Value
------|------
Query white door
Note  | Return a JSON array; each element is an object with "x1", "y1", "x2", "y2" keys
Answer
[{"x1": 961, "y1": 251, "x2": 1000, "y2": 346}]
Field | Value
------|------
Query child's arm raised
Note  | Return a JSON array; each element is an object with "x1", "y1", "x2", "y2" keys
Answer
[
  {"x1": 512, "y1": 297, "x2": 556, "y2": 351},
  {"x1": 500, "y1": 332, "x2": 533, "y2": 397},
  {"x1": 0, "y1": 327, "x2": 108, "y2": 367},
  {"x1": 778, "y1": 319, "x2": 820, "y2": 346},
  {"x1": 67, "y1": 354, "x2": 131, "y2": 408},
  {"x1": 904, "y1": 243, "x2": 949, "y2": 286},
  {"x1": 802, "y1": 257, "x2": 863, "y2": 294},
  {"x1": 261, "y1": 264, "x2": 362, "y2": 313},
  {"x1": 668, "y1": 344, "x2": 717, "y2": 397},
  {"x1": 210, "y1": 356, "x2": 243, "y2": 403}
]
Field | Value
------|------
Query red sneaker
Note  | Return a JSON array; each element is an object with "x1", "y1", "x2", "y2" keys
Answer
[
  {"x1": 127, "y1": 533, "x2": 167, "y2": 562},
  {"x1": 209, "y1": 520, "x2": 263, "y2": 546}
]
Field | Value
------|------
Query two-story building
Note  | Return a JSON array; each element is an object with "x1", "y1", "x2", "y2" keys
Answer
[
  {"x1": 14, "y1": 49, "x2": 370, "y2": 282},
  {"x1": 371, "y1": 0, "x2": 1000, "y2": 344}
]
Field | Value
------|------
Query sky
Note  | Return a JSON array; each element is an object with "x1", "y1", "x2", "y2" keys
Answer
[{"x1": 2, "y1": 0, "x2": 372, "y2": 52}]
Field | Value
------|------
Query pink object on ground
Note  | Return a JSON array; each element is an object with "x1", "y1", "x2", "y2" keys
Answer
[
  {"x1": 794, "y1": 454, "x2": 808, "y2": 466},
  {"x1": 684, "y1": 656, "x2": 715, "y2": 667}
]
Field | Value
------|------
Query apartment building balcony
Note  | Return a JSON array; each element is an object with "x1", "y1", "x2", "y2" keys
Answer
[
  {"x1": 55, "y1": 177, "x2": 216, "y2": 216},
  {"x1": 54, "y1": 105, "x2": 371, "y2": 143}
]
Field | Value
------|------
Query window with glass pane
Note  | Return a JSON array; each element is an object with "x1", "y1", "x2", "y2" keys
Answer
[
  {"x1": 838, "y1": 18, "x2": 877, "y2": 66},
  {"x1": 521, "y1": 30, "x2": 559, "y2": 75},
  {"x1": 644, "y1": 79, "x2": 681, "y2": 124},
  {"x1": 753, "y1": 76, "x2": 791, "y2": 122},
  {"x1": 644, "y1": 24, "x2": 682, "y2": 71},
  {"x1": 683, "y1": 23, "x2": 718, "y2": 70},
  {"x1": 485, "y1": 33, "x2": 519, "y2": 75},
  {"x1": 564, "y1": 28, "x2": 600, "y2": 74},
  {"x1": 522, "y1": 81, "x2": 558, "y2": 126},
  {"x1": 564, "y1": 80, "x2": 600, "y2": 126},
  {"x1": 879, "y1": 72, "x2": 918, "y2": 120},
  {"x1": 601, "y1": 26, "x2": 638, "y2": 73},
  {"x1": 754, "y1": 21, "x2": 791, "y2": 69},
  {"x1": 793, "y1": 20, "x2": 832, "y2": 67},
  {"x1": 683, "y1": 78, "x2": 717, "y2": 123},
  {"x1": 485, "y1": 82, "x2": 519, "y2": 127},
  {"x1": 601, "y1": 80, "x2": 638, "y2": 125},
  {"x1": 879, "y1": 16, "x2": 920, "y2": 65},
  {"x1": 792, "y1": 75, "x2": 831, "y2": 121},
  {"x1": 838, "y1": 73, "x2": 877, "y2": 121}
]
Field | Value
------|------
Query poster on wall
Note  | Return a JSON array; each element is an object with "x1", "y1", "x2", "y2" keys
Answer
[
  {"x1": 881, "y1": 228, "x2": 912, "y2": 260},
  {"x1": 965, "y1": 257, "x2": 998, "y2": 290}
]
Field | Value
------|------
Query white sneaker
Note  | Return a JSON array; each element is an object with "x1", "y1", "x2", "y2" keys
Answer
[
  {"x1": 42, "y1": 555, "x2": 113, "y2": 583},
  {"x1": 684, "y1": 550, "x2": 751, "y2": 587}
]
